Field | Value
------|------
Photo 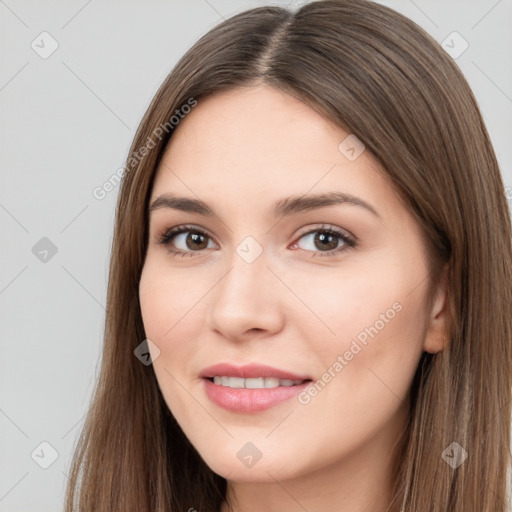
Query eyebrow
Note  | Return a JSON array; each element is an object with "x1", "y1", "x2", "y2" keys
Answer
[{"x1": 148, "y1": 191, "x2": 381, "y2": 219}]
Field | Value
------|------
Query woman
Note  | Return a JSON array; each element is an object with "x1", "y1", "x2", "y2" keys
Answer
[{"x1": 64, "y1": 1, "x2": 512, "y2": 511}]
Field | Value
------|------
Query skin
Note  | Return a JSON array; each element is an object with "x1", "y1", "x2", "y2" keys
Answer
[{"x1": 138, "y1": 84, "x2": 449, "y2": 512}]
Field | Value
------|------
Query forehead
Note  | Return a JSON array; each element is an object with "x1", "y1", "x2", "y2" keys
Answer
[
  {"x1": 165, "y1": 85, "x2": 344, "y2": 164},
  {"x1": 150, "y1": 85, "x2": 400, "y2": 222}
]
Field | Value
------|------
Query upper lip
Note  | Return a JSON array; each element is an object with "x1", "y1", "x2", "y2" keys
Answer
[{"x1": 200, "y1": 363, "x2": 312, "y2": 381}]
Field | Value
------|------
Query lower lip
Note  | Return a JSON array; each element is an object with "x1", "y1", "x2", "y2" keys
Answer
[{"x1": 203, "y1": 378, "x2": 311, "y2": 413}]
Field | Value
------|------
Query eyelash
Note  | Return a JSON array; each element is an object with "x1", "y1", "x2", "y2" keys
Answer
[{"x1": 156, "y1": 223, "x2": 356, "y2": 258}]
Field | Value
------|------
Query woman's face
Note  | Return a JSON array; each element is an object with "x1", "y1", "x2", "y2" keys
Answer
[{"x1": 139, "y1": 84, "x2": 447, "y2": 484}]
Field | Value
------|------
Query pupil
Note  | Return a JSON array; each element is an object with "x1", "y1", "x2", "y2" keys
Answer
[
  {"x1": 187, "y1": 232, "x2": 207, "y2": 250},
  {"x1": 316, "y1": 232, "x2": 337, "y2": 251}
]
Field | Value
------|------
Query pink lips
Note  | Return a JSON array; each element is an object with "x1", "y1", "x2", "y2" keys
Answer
[{"x1": 200, "y1": 363, "x2": 313, "y2": 413}]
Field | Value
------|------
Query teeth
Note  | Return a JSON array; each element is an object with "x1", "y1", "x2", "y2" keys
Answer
[
  {"x1": 264, "y1": 377, "x2": 280, "y2": 388},
  {"x1": 211, "y1": 376, "x2": 305, "y2": 389}
]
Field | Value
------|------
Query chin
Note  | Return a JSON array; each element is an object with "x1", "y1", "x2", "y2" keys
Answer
[{"x1": 195, "y1": 440, "x2": 309, "y2": 483}]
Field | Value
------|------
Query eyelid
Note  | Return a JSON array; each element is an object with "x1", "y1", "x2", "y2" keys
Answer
[
  {"x1": 156, "y1": 224, "x2": 218, "y2": 249},
  {"x1": 294, "y1": 223, "x2": 356, "y2": 243},
  {"x1": 156, "y1": 223, "x2": 356, "y2": 257}
]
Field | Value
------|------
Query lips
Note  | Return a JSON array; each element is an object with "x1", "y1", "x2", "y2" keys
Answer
[
  {"x1": 203, "y1": 378, "x2": 311, "y2": 412},
  {"x1": 199, "y1": 362, "x2": 312, "y2": 381}
]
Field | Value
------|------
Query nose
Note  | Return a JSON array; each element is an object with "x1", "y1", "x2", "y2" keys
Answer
[{"x1": 206, "y1": 247, "x2": 284, "y2": 342}]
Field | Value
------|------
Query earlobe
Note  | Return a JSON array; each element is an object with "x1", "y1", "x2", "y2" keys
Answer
[
  {"x1": 423, "y1": 335, "x2": 449, "y2": 355},
  {"x1": 423, "y1": 263, "x2": 450, "y2": 354}
]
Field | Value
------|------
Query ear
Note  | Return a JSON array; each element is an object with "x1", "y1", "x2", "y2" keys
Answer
[{"x1": 423, "y1": 263, "x2": 450, "y2": 354}]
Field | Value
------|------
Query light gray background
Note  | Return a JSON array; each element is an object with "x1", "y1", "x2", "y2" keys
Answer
[{"x1": 1, "y1": 1, "x2": 511, "y2": 510}]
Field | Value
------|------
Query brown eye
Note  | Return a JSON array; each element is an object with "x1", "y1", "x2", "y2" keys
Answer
[
  {"x1": 183, "y1": 232, "x2": 209, "y2": 250},
  {"x1": 294, "y1": 226, "x2": 356, "y2": 257},
  {"x1": 158, "y1": 225, "x2": 216, "y2": 256}
]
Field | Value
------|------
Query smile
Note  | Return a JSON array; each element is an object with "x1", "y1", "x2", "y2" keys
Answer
[{"x1": 210, "y1": 376, "x2": 307, "y2": 388}]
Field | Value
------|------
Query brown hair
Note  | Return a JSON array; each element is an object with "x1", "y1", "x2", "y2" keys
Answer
[{"x1": 64, "y1": 1, "x2": 512, "y2": 510}]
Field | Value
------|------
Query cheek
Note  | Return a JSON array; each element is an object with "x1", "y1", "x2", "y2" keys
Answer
[
  {"x1": 284, "y1": 283, "x2": 426, "y2": 472},
  {"x1": 289, "y1": 253, "x2": 428, "y2": 411},
  {"x1": 139, "y1": 264, "x2": 204, "y2": 423},
  {"x1": 138, "y1": 262, "x2": 200, "y2": 375},
  {"x1": 331, "y1": 297, "x2": 426, "y2": 398},
  {"x1": 281, "y1": 255, "x2": 428, "y2": 355},
  {"x1": 139, "y1": 258, "x2": 200, "y2": 341}
]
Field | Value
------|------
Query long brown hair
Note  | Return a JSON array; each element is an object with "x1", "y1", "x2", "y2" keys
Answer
[{"x1": 64, "y1": 1, "x2": 512, "y2": 510}]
